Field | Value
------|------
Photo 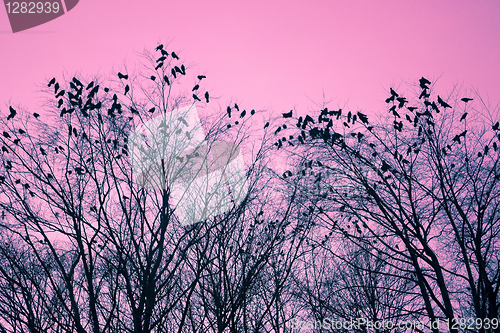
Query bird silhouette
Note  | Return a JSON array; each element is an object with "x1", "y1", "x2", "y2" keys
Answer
[
  {"x1": 181, "y1": 65, "x2": 186, "y2": 75},
  {"x1": 161, "y1": 49, "x2": 168, "y2": 56},
  {"x1": 493, "y1": 122, "x2": 500, "y2": 131},
  {"x1": 124, "y1": 85, "x2": 130, "y2": 95},
  {"x1": 171, "y1": 68, "x2": 177, "y2": 78},
  {"x1": 163, "y1": 75, "x2": 170, "y2": 85},
  {"x1": 1, "y1": 146, "x2": 8, "y2": 153},
  {"x1": 251, "y1": 109, "x2": 255, "y2": 115},
  {"x1": 460, "y1": 113, "x2": 468, "y2": 121},
  {"x1": 264, "y1": 122, "x2": 269, "y2": 129},
  {"x1": 240, "y1": 110, "x2": 246, "y2": 118},
  {"x1": 407, "y1": 106, "x2": 417, "y2": 111},
  {"x1": 155, "y1": 44, "x2": 164, "y2": 51},
  {"x1": 118, "y1": 72, "x2": 128, "y2": 80},
  {"x1": 282, "y1": 110, "x2": 293, "y2": 118},
  {"x1": 171, "y1": 52, "x2": 179, "y2": 60},
  {"x1": 419, "y1": 77, "x2": 431, "y2": 89},
  {"x1": 150, "y1": 75, "x2": 156, "y2": 81},
  {"x1": 33, "y1": 113, "x2": 40, "y2": 119},
  {"x1": 57, "y1": 99, "x2": 63, "y2": 108},
  {"x1": 437, "y1": 96, "x2": 451, "y2": 108},
  {"x1": 197, "y1": 75, "x2": 206, "y2": 80},
  {"x1": 40, "y1": 147, "x2": 46, "y2": 155},
  {"x1": 192, "y1": 84, "x2": 199, "y2": 91},
  {"x1": 227, "y1": 106, "x2": 232, "y2": 118},
  {"x1": 234, "y1": 103, "x2": 239, "y2": 111},
  {"x1": 177, "y1": 117, "x2": 188, "y2": 126},
  {"x1": 155, "y1": 63, "x2": 163, "y2": 70},
  {"x1": 385, "y1": 95, "x2": 395, "y2": 103},
  {"x1": 104, "y1": 88, "x2": 109, "y2": 92},
  {"x1": 2, "y1": 132, "x2": 10, "y2": 138},
  {"x1": 431, "y1": 102, "x2": 440, "y2": 113},
  {"x1": 54, "y1": 82, "x2": 60, "y2": 94},
  {"x1": 18, "y1": 129, "x2": 25, "y2": 134},
  {"x1": 461, "y1": 98, "x2": 473, "y2": 103},
  {"x1": 156, "y1": 56, "x2": 166, "y2": 63},
  {"x1": 72, "y1": 77, "x2": 83, "y2": 87},
  {"x1": 148, "y1": 107, "x2": 155, "y2": 113},
  {"x1": 396, "y1": 97, "x2": 407, "y2": 108},
  {"x1": 7, "y1": 106, "x2": 16, "y2": 120},
  {"x1": 48, "y1": 77, "x2": 56, "y2": 87},
  {"x1": 193, "y1": 94, "x2": 201, "y2": 102},
  {"x1": 419, "y1": 89, "x2": 430, "y2": 99},
  {"x1": 86, "y1": 81, "x2": 94, "y2": 90},
  {"x1": 205, "y1": 91, "x2": 209, "y2": 103},
  {"x1": 390, "y1": 87, "x2": 398, "y2": 97}
]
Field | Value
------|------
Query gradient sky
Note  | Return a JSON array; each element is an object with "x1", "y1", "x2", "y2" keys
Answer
[{"x1": 1, "y1": 0, "x2": 500, "y2": 119}]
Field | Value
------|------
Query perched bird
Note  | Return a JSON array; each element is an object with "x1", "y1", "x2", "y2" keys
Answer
[
  {"x1": 227, "y1": 106, "x2": 232, "y2": 118},
  {"x1": 460, "y1": 113, "x2": 468, "y2": 121},
  {"x1": 177, "y1": 117, "x2": 188, "y2": 126},
  {"x1": 148, "y1": 107, "x2": 155, "y2": 113},
  {"x1": 250, "y1": 109, "x2": 255, "y2": 115},
  {"x1": 197, "y1": 75, "x2": 206, "y2": 80},
  {"x1": 150, "y1": 75, "x2": 156, "y2": 81},
  {"x1": 156, "y1": 56, "x2": 166, "y2": 63},
  {"x1": 55, "y1": 89, "x2": 65, "y2": 98},
  {"x1": 419, "y1": 77, "x2": 431, "y2": 89},
  {"x1": 193, "y1": 94, "x2": 201, "y2": 102},
  {"x1": 155, "y1": 62, "x2": 163, "y2": 70},
  {"x1": 72, "y1": 77, "x2": 83, "y2": 87},
  {"x1": 264, "y1": 122, "x2": 270, "y2": 129},
  {"x1": 192, "y1": 84, "x2": 199, "y2": 91},
  {"x1": 461, "y1": 97, "x2": 473, "y2": 103},
  {"x1": 205, "y1": 91, "x2": 209, "y2": 103},
  {"x1": 18, "y1": 129, "x2": 25, "y2": 134},
  {"x1": 437, "y1": 96, "x2": 451, "y2": 108},
  {"x1": 407, "y1": 106, "x2": 417, "y2": 111},
  {"x1": 357, "y1": 112, "x2": 368, "y2": 124},
  {"x1": 180, "y1": 65, "x2": 186, "y2": 75},
  {"x1": 493, "y1": 122, "x2": 500, "y2": 131},
  {"x1": 40, "y1": 147, "x2": 46, "y2": 155},
  {"x1": 124, "y1": 85, "x2": 130, "y2": 95},
  {"x1": 390, "y1": 87, "x2": 398, "y2": 97},
  {"x1": 7, "y1": 106, "x2": 16, "y2": 120},
  {"x1": 1, "y1": 146, "x2": 8, "y2": 153},
  {"x1": 57, "y1": 99, "x2": 63, "y2": 108},
  {"x1": 171, "y1": 52, "x2": 179, "y2": 60},
  {"x1": 234, "y1": 103, "x2": 239, "y2": 111},
  {"x1": 282, "y1": 110, "x2": 293, "y2": 118},
  {"x1": 396, "y1": 97, "x2": 407, "y2": 109},
  {"x1": 419, "y1": 89, "x2": 430, "y2": 99},
  {"x1": 33, "y1": 113, "x2": 40, "y2": 119},
  {"x1": 54, "y1": 82, "x2": 60, "y2": 94},
  {"x1": 155, "y1": 44, "x2": 164, "y2": 51},
  {"x1": 240, "y1": 110, "x2": 246, "y2": 118},
  {"x1": 171, "y1": 68, "x2": 177, "y2": 78},
  {"x1": 48, "y1": 77, "x2": 56, "y2": 87},
  {"x1": 163, "y1": 75, "x2": 170, "y2": 85},
  {"x1": 161, "y1": 49, "x2": 168, "y2": 56},
  {"x1": 118, "y1": 72, "x2": 128, "y2": 80},
  {"x1": 3, "y1": 131, "x2": 11, "y2": 139},
  {"x1": 86, "y1": 81, "x2": 94, "y2": 90}
]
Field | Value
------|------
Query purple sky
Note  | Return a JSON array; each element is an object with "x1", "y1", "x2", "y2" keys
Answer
[{"x1": 1, "y1": 0, "x2": 500, "y2": 118}]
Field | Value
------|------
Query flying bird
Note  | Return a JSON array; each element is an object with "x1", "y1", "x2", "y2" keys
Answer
[
  {"x1": 7, "y1": 106, "x2": 16, "y2": 120},
  {"x1": 197, "y1": 75, "x2": 206, "y2": 80},
  {"x1": 437, "y1": 95, "x2": 451, "y2": 108},
  {"x1": 171, "y1": 52, "x2": 179, "y2": 60},
  {"x1": 205, "y1": 91, "x2": 209, "y2": 103},
  {"x1": 48, "y1": 77, "x2": 56, "y2": 87},
  {"x1": 461, "y1": 98, "x2": 473, "y2": 103},
  {"x1": 282, "y1": 110, "x2": 293, "y2": 118},
  {"x1": 193, "y1": 94, "x2": 201, "y2": 102}
]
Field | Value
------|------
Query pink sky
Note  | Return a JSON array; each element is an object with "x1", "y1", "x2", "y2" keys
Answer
[{"x1": 1, "y1": 0, "x2": 500, "y2": 118}]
